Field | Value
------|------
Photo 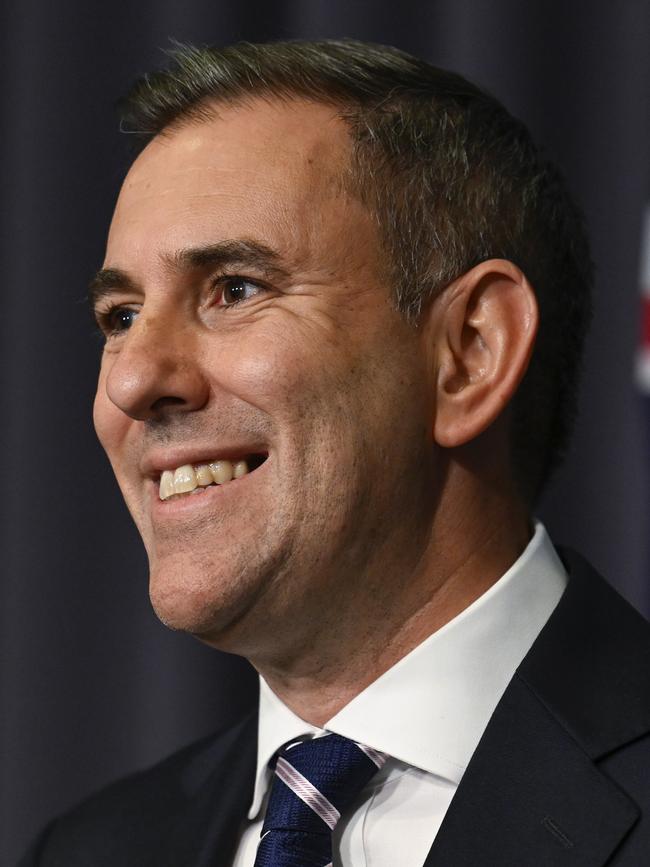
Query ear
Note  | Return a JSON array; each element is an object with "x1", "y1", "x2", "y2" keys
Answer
[{"x1": 428, "y1": 259, "x2": 539, "y2": 448}]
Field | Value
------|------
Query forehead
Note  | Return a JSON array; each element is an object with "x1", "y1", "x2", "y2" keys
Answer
[{"x1": 106, "y1": 98, "x2": 359, "y2": 268}]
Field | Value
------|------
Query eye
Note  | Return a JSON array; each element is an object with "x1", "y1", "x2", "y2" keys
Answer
[
  {"x1": 218, "y1": 276, "x2": 264, "y2": 307},
  {"x1": 96, "y1": 306, "x2": 139, "y2": 337}
]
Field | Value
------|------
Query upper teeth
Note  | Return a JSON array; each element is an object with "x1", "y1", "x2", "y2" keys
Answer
[{"x1": 159, "y1": 459, "x2": 250, "y2": 500}]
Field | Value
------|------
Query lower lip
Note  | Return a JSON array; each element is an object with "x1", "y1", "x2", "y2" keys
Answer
[{"x1": 148, "y1": 457, "x2": 270, "y2": 519}]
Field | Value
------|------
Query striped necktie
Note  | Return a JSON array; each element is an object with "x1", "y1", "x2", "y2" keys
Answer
[{"x1": 253, "y1": 733, "x2": 387, "y2": 867}]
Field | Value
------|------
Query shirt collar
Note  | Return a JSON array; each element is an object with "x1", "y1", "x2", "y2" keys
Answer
[
  {"x1": 248, "y1": 678, "x2": 321, "y2": 817},
  {"x1": 248, "y1": 521, "x2": 567, "y2": 817}
]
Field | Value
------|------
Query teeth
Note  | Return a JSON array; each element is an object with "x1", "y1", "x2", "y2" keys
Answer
[
  {"x1": 210, "y1": 460, "x2": 233, "y2": 485},
  {"x1": 173, "y1": 465, "x2": 196, "y2": 494},
  {"x1": 158, "y1": 457, "x2": 253, "y2": 500},
  {"x1": 160, "y1": 470, "x2": 175, "y2": 500},
  {"x1": 195, "y1": 464, "x2": 213, "y2": 486},
  {"x1": 233, "y1": 460, "x2": 248, "y2": 479}
]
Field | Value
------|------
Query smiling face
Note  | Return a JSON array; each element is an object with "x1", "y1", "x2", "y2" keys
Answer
[{"x1": 93, "y1": 98, "x2": 440, "y2": 664}]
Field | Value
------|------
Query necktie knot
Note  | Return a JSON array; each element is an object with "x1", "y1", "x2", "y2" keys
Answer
[{"x1": 254, "y1": 733, "x2": 387, "y2": 867}]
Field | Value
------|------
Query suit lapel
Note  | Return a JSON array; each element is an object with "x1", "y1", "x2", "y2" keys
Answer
[
  {"x1": 192, "y1": 711, "x2": 257, "y2": 867},
  {"x1": 425, "y1": 548, "x2": 650, "y2": 866},
  {"x1": 149, "y1": 712, "x2": 257, "y2": 867},
  {"x1": 424, "y1": 675, "x2": 638, "y2": 865}
]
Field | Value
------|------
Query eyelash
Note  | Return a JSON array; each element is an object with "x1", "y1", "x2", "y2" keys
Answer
[
  {"x1": 94, "y1": 306, "x2": 138, "y2": 339},
  {"x1": 212, "y1": 274, "x2": 266, "y2": 307},
  {"x1": 94, "y1": 274, "x2": 267, "y2": 339}
]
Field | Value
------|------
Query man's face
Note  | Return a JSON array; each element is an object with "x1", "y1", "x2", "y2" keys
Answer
[{"x1": 93, "y1": 98, "x2": 439, "y2": 662}]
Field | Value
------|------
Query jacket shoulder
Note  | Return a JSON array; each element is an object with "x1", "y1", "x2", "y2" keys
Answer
[
  {"x1": 18, "y1": 712, "x2": 257, "y2": 867},
  {"x1": 520, "y1": 546, "x2": 650, "y2": 760}
]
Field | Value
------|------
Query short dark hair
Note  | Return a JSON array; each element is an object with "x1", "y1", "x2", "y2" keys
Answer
[{"x1": 119, "y1": 39, "x2": 593, "y2": 504}]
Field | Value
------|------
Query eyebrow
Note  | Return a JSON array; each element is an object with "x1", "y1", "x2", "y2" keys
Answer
[{"x1": 87, "y1": 239, "x2": 289, "y2": 309}]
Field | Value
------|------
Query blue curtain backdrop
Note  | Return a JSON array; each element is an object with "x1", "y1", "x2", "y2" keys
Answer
[{"x1": 1, "y1": 1, "x2": 649, "y2": 862}]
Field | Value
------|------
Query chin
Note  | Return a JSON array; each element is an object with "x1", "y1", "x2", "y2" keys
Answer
[{"x1": 146, "y1": 555, "x2": 271, "y2": 650}]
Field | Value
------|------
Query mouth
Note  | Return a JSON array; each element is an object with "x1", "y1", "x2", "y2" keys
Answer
[{"x1": 157, "y1": 453, "x2": 268, "y2": 501}]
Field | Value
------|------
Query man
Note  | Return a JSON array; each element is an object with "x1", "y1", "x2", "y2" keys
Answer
[{"x1": 19, "y1": 39, "x2": 650, "y2": 866}]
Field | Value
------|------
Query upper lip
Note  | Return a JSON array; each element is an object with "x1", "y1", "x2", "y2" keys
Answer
[{"x1": 141, "y1": 444, "x2": 269, "y2": 480}]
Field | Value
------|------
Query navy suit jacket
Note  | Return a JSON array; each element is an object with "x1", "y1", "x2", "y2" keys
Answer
[{"x1": 18, "y1": 549, "x2": 650, "y2": 866}]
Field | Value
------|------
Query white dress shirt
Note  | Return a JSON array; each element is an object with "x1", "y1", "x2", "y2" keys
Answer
[{"x1": 232, "y1": 522, "x2": 567, "y2": 867}]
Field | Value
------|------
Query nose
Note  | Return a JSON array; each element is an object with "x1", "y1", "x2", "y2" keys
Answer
[{"x1": 104, "y1": 313, "x2": 209, "y2": 421}]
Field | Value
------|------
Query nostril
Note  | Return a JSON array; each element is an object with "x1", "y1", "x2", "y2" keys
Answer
[
  {"x1": 150, "y1": 396, "x2": 187, "y2": 413},
  {"x1": 105, "y1": 333, "x2": 210, "y2": 421}
]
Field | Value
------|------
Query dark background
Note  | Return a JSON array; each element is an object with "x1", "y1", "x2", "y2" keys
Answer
[{"x1": 2, "y1": 1, "x2": 649, "y2": 863}]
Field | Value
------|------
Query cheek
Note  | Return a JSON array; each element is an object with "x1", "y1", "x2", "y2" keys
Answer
[
  {"x1": 93, "y1": 382, "x2": 147, "y2": 527},
  {"x1": 209, "y1": 325, "x2": 331, "y2": 415},
  {"x1": 219, "y1": 315, "x2": 414, "y2": 449},
  {"x1": 93, "y1": 368, "x2": 130, "y2": 459}
]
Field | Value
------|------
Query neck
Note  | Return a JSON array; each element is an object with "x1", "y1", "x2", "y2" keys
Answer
[{"x1": 255, "y1": 469, "x2": 531, "y2": 727}]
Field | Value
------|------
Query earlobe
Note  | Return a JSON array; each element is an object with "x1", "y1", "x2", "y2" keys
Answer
[{"x1": 432, "y1": 259, "x2": 539, "y2": 448}]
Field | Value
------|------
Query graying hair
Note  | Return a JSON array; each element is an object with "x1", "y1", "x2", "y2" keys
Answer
[{"x1": 119, "y1": 39, "x2": 593, "y2": 503}]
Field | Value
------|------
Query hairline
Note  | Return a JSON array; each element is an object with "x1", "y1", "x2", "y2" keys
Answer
[
  {"x1": 117, "y1": 40, "x2": 594, "y2": 503},
  {"x1": 140, "y1": 91, "x2": 407, "y2": 313}
]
